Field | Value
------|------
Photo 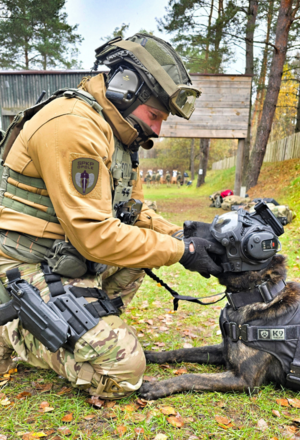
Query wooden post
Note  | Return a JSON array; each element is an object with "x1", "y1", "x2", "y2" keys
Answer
[{"x1": 234, "y1": 138, "x2": 245, "y2": 196}]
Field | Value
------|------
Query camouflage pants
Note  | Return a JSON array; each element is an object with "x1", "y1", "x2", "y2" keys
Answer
[{"x1": 0, "y1": 263, "x2": 146, "y2": 399}]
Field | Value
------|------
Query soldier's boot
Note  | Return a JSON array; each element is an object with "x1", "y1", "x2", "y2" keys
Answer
[{"x1": 0, "y1": 327, "x2": 14, "y2": 374}]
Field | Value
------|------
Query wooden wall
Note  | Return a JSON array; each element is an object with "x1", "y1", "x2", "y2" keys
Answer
[{"x1": 160, "y1": 74, "x2": 252, "y2": 139}]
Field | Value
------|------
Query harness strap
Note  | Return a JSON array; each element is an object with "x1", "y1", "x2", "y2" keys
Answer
[
  {"x1": 41, "y1": 263, "x2": 123, "y2": 317},
  {"x1": 41, "y1": 262, "x2": 65, "y2": 296},
  {"x1": 226, "y1": 279, "x2": 286, "y2": 310}
]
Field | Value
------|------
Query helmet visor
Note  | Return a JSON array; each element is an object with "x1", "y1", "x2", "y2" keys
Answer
[{"x1": 170, "y1": 86, "x2": 201, "y2": 119}]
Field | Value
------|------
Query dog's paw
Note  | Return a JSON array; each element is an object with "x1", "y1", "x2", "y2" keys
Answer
[{"x1": 139, "y1": 382, "x2": 169, "y2": 400}]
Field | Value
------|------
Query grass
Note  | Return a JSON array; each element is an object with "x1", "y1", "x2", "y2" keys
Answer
[{"x1": 1, "y1": 160, "x2": 300, "y2": 439}]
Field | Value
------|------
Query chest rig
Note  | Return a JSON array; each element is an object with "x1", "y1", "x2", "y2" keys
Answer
[{"x1": 219, "y1": 281, "x2": 300, "y2": 391}]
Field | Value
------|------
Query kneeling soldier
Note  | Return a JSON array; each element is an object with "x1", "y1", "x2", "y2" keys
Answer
[{"x1": 0, "y1": 33, "x2": 222, "y2": 400}]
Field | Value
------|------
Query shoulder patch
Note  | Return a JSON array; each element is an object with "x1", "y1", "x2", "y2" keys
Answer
[{"x1": 70, "y1": 153, "x2": 101, "y2": 199}]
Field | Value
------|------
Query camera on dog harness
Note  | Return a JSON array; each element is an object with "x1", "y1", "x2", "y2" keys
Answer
[
  {"x1": 0, "y1": 264, "x2": 123, "y2": 353},
  {"x1": 210, "y1": 202, "x2": 284, "y2": 273}
]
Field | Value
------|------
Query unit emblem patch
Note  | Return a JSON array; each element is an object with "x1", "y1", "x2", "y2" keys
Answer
[{"x1": 72, "y1": 158, "x2": 99, "y2": 196}]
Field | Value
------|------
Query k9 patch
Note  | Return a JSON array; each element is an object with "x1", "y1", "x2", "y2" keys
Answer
[
  {"x1": 69, "y1": 153, "x2": 101, "y2": 199},
  {"x1": 258, "y1": 329, "x2": 285, "y2": 340}
]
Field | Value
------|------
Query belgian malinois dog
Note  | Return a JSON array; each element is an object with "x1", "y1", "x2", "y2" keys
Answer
[{"x1": 139, "y1": 255, "x2": 300, "y2": 400}]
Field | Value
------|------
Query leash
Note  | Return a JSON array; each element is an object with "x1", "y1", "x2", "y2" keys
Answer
[{"x1": 143, "y1": 268, "x2": 225, "y2": 311}]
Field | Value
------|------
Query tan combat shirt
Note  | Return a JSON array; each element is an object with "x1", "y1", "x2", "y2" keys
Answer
[{"x1": 0, "y1": 74, "x2": 184, "y2": 269}]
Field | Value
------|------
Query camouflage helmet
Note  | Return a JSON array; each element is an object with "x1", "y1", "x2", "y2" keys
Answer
[{"x1": 94, "y1": 33, "x2": 201, "y2": 120}]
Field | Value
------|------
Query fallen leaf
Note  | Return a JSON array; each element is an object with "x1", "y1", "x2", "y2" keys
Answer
[
  {"x1": 282, "y1": 425, "x2": 298, "y2": 434},
  {"x1": 184, "y1": 416, "x2": 195, "y2": 423},
  {"x1": 218, "y1": 423, "x2": 234, "y2": 430},
  {"x1": 257, "y1": 419, "x2": 268, "y2": 431},
  {"x1": 276, "y1": 398, "x2": 290, "y2": 407},
  {"x1": 138, "y1": 333, "x2": 144, "y2": 338},
  {"x1": 0, "y1": 380, "x2": 8, "y2": 386},
  {"x1": 173, "y1": 367, "x2": 187, "y2": 375},
  {"x1": 39, "y1": 401, "x2": 50, "y2": 409},
  {"x1": 123, "y1": 404, "x2": 137, "y2": 412},
  {"x1": 154, "y1": 435, "x2": 168, "y2": 440},
  {"x1": 288, "y1": 398, "x2": 300, "y2": 408},
  {"x1": 22, "y1": 433, "x2": 47, "y2": 439},
  {"x1": 215, "y1": 415, "x2": 231, "y2": 425},
  {"x1": 160, "y1": 406, "x2": 176, "y2": 415},
  {"x1": 155, "y1": 342, "x2": 166, "y2": 347},
  {"x1": 187, "y1": 437, "x2": 199, "y2": 440},
  {"x1": 104, "y1": 400, "x2": 116, "y2": 408},
  {"x1": 56, "y1": 387, "x2": 72, "y2": 395},
  {"x1": 143, "y1": 376, "x2": 157, "y2": 382},
  {"x1": 167, "y1": 415, "x2": 185, "y2": 428},
  {"x1": 32, "y1": 383, "x2": 52, "y2": 393},
  {"x1": 83, "y1": 415, "x2": 96, "y2": 420},
  {"x1": 44, "y1": 430, "x2": 55, "y2": 436},
  {"x1": 0, "y1": 397, "x2": 11, "y2": 406},
  {"x1": 115, "y1": 426, "x2": 127, "y2": 437},
  {"x1": 145, "y1": 319, "x2": 153, "y2": 326},
  {"x1": 136, "y1": 398, "x2": 148, "y2": 408},
  {"x1": 0, "y1": 435, "x2": 7, "y2": 440},
  {"x1": 16, "y1": 391, "x2": 32, "y2": 400},
  {"x1": 272, "y1": 410, "x2": 281, "y2": 417},
  {"x1": 160, "y1": 364, "x2": 171, "y2": 369},
  {"x1": 38, "y1": 407, "x2": 54, "y2": 413},
  {"x1": 134, "y1": 427, "x2": 144, "y2": 435},
  {"x1": 86, "y1": 396, "x2": 104, "y2": 408},
  {"x1": 102, "y1": 411, "x2": 117, "y2": 419},
  {"x1": 183, "y1": 343, "x2": 193, "y2": 349},
  {"x1": 57, "y1": 427, "x2": 71, "y2": 436},
  {"x1": 8, "y1": 368, "x2": 17, "y2": 375},
  {"x1": 132, "y1": 413, "x2": 146, "y2": 423},
  {"x1": 282, "y1": 411, "x2": 300, "y2": 423},
  {"x1": 61, "y1": 413, "x2": 73, "y2": 422},
  {"x1": 269, "y1": 438, "x2": 279, "y2": 440}
]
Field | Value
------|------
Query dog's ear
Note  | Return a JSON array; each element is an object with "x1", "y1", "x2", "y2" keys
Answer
[{"x1": 262, "y1": 254, "x2": 287, "y2": 285}]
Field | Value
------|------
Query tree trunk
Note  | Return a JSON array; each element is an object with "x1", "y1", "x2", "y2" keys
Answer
[
  {"x1": 43, "y1": 54, "x2": 47, "y2": 70},
  {"x1": 247, "y1": 0, "x2": 297, "y2": 189},
  {"x1": 204, "y1": 0, "x2": 214, "y2": 73},
  {"x1": 190, "y1": 138, "x2": 195, "y2": 180},
  {"x1": 296, "y1": 84, "x2": 300, "y2": 133},
  {"x1": 242, "y1": 0, "x2": 258, "y2": 187},
  {"x1": 197, "y1": 139, "x2": 210, "y2": 187},
  {"x1": 251, "y1": 0, "x2": 274, "y2": 131}
]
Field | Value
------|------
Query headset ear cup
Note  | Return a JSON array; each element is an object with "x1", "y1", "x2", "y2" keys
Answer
[{"x1": 106, "y1": 67, "x2": 141, "y2": 111}]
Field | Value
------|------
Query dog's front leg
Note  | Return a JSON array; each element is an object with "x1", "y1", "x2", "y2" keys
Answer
[
  {"x1": 139, "y1": 371, "x2": 248, "y2": 400},
  {"x1": 145, "y1": 343, "x2": 225, "y2": 365}
]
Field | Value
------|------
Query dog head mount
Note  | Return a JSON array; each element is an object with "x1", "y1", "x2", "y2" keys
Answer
[{"x1": 210, "y1": 201, "x2": 284, "y2": 273}]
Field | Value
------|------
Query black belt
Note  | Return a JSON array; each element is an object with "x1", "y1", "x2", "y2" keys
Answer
[{"x1": 226, "y1": 279, "x2": 286, "y2": 310}]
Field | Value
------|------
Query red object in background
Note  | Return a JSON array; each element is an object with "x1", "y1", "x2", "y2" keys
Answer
[{"x1": 220, "y1": 189, "x2": 234, "y2": 198}]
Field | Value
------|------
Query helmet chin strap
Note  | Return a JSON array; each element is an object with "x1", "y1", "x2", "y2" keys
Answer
[{"x1": 125, "y1": 114, "x2": 158, "y2": 152}]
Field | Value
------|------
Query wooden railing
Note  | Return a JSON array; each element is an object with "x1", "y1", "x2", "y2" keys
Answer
[{"x1": 212, "y1": 132, "x2": 300, "y2": 170}]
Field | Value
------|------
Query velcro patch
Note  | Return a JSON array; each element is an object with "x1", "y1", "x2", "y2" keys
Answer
[
  {"x1": 69, "y1": 153, "x2": 101, "y2": 199},
  {"x1": 258, "y1": 328, "x2": 285, "y2": 340}
]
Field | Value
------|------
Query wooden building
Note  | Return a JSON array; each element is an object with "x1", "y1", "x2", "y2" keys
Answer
[{"x1": 0, "y1": 71, "x2": 251, "y2": 194}]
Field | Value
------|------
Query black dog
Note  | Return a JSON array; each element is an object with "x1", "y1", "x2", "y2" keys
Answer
[{"x1": 139, "y1": 255, "x2": 300, "y2": 400}]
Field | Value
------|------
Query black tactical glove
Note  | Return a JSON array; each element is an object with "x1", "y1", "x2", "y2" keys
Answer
[
  {"x1": 184, "y1": 220, "x2": 213, "y2": 240},
  {"x1": 180, "y1": 237, "x2": 225, "y2": 278}
]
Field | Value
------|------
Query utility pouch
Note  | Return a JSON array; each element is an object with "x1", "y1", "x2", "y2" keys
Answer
[{"x1": 45, "y1": 240, "x2": 87, "y2": 278}]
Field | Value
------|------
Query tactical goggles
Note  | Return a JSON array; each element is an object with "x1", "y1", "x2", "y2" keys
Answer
[
  {"x1": 95, "y1": 37, "x2": 201, "y2": 120},
  {"x1": 169, "y1": 86, "x2": 201, "y2": 119}
]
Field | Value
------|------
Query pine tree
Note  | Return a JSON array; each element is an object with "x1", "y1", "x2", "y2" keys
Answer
[{"x1": 0, "y1": 0, "x2": 83, "y2": 70}]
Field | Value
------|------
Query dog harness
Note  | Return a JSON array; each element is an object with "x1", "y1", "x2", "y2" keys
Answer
[{"x1": 220, "y1": 279, "x2": 300, "y2": 390}]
